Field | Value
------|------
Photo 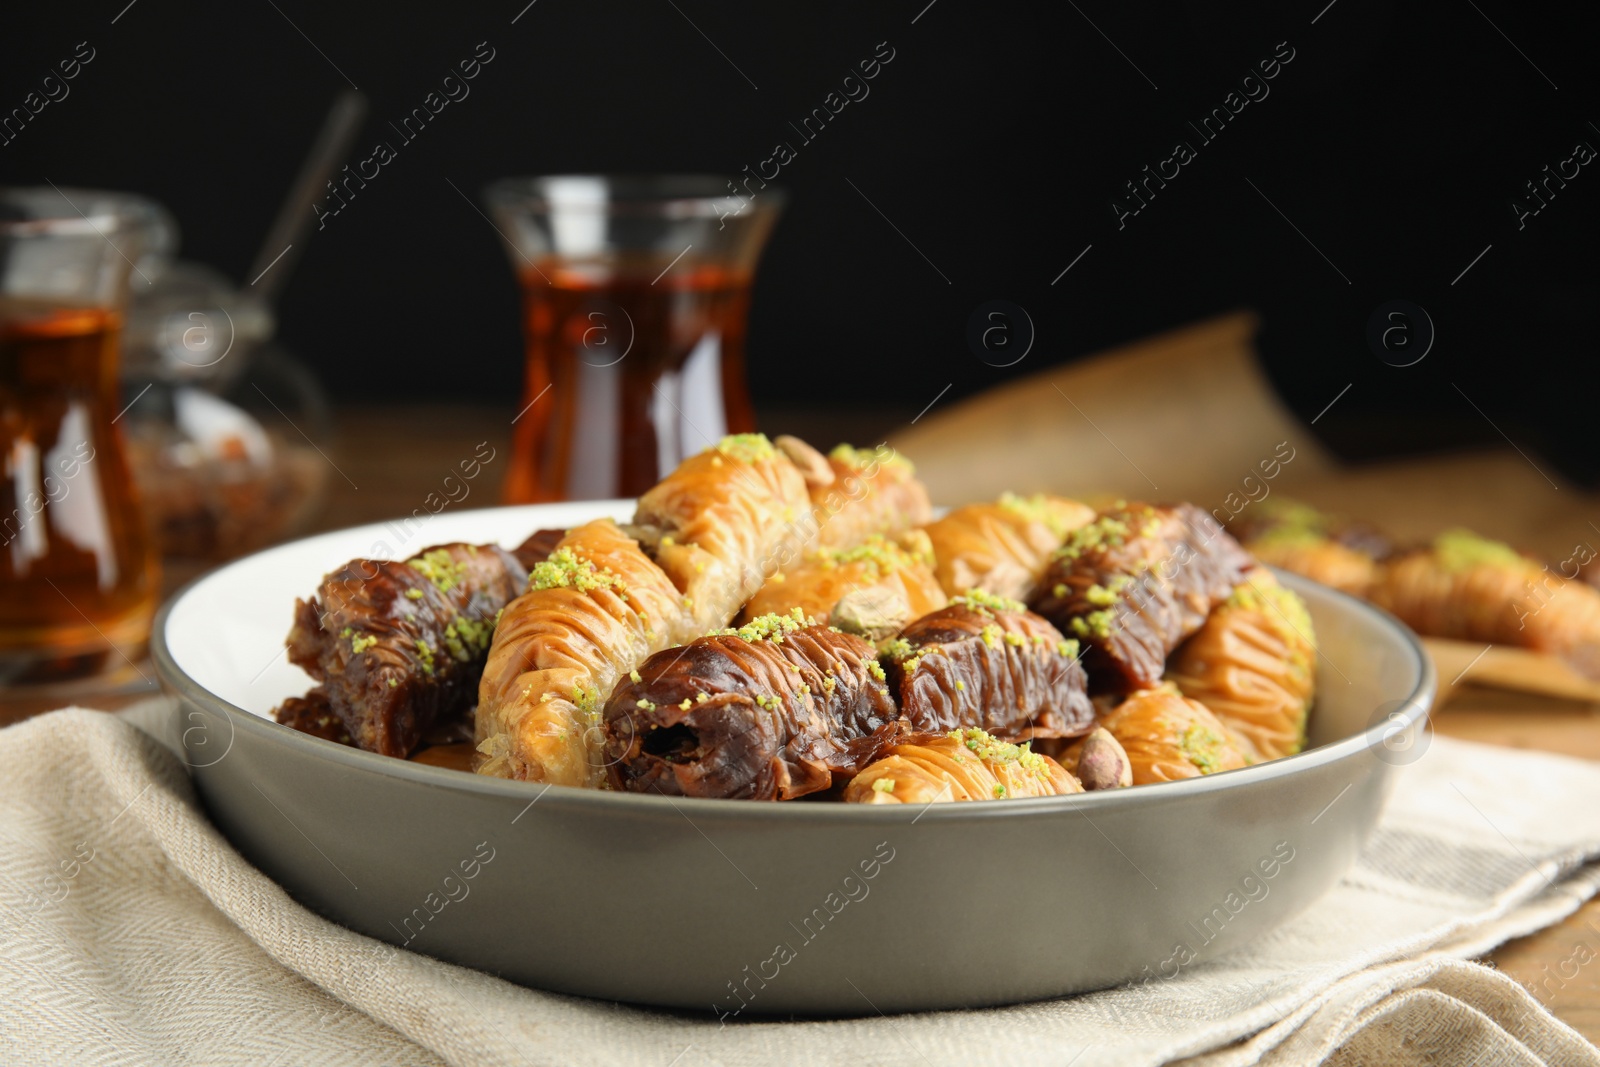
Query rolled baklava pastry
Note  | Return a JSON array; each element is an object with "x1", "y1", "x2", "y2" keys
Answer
[
  {"x1": 921, "y1": 492, "x2": 1096, "y2": 602},
  {"x1": 778, "y1": 439, "x2": 933, "y2": 550},
  {"x1": 601, "y1": 612, "x2": 899, "y2": 800},
  {"x1": 1029, "y1": 503, "x2": 1253, "y2": 692},
  {"x1": 845, "y1": 728, "x2": 1082, "y2": 804},
  {"x1": 1230, "y1": 501, "x2": 1388, "y2": 599},
  {"x1": 1093, "y1": 684, "x2": 1252, "y2": 784},
  {"x1": 282, "y1": 542, "x2": 527, "y2": 757},
  {"x1": 1370, "y1": 529, "x2": 1600, "y2": 679},
  {"x1": 1167, "y1": 568, "x2": 1316, "y2": 762},
  {"x1": 634, "y1": 433, "x2": 815, "y2": 633},
  {"x1": 474, "y1": 519, "x2": 700, "y2": 786},
  {"x1": 881, "y1": 591, "x2": 1094, "y2": 741},
  {"x1": 737, "y1": 532, "x2": 948, "y2": 636}
]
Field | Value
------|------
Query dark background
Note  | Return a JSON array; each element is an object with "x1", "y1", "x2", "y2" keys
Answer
[{"x1": 5, "y1": 0, "x2": 1597, "y2": 479}]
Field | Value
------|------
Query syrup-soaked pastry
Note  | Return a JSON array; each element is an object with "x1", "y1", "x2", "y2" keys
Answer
[
  {"x1": 737, "y1": 532, "x2": 947, "y2": 631},
  {"x1": 845, "y1": 728, "x2": 1082, "y2": 804},
  {"x1": 1370, "y1": 529, "x2": 1600, "y2": 680},
  {"x1": 475, "y1": 519, "x2": 700, "y2": 786},
  {"x1": 921, "y1": 492, "x2": 1096, "y2": 602},
  {"x1": 281, "y1": 542, "x2": 527, "y2": 758},
  {"x1": 1229, "y1": 500, "x2": 1389, "y2": 599},
  {"x1": 775, "y1": 439, "x2": 934, "y2": 550},
  {"x1": 271, "y1": 686, "x2": 351, "y2": 746},
  {"x1": 1167, "y1": 568, "x2": 1316, "y2": 762},
  {"x1": 1029, "y1": 503, "x2": 1253, "y2": 693},
  {"x1": 601, "y1": 612, "x2": 899, "y2": 800},
  {"x1": 633, "y1": 433, "x2": 815, "y2": 634},
  {"x1": 881, "y1": 591, "x2": 1094, "y2": 741},
  {"x1": 1088, "y1": 684, "x2": 1252, "y2": 785}
]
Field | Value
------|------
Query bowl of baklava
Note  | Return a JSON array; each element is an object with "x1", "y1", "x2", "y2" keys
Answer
[{"x1": 152, "y1": 434, "x2": 1434, "y2": 1014}]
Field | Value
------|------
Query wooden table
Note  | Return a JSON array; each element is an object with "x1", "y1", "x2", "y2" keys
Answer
[{"x1": 3, "y1": 399, "x2": 1598, "y2": 1045}]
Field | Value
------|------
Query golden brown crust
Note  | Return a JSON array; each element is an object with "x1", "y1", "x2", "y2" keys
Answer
[
  {"x1": 633, "y1": 435, "x2": 814, "y2": 633},
  {"x1": 1167, "y1": 568, "x2": 1315, "y2": 762},
  {"x1": 1090, "y1": 685, "x2": 1252, "y2": 785},
  {"x1": 474, "y1": 519, "x2": 698, "y2": 786},
  {"x1": 1369, "y1": 534, "x2": 1600, "y2": 678},
  {"x1": 810, "y1": 444, "x2": 933, "y2": 550},
  {"x1": 1247, "y1": 537, "x2": 1377, "y2": 598},
  {"x1": 844, "y1": 730, "x2": 1082, "y2": 804},
  {"x1": 738, "y1": 533, "x2": 947, "y2": 626},
  {"x1": 922, "y1": 493, "x2": 1095, "y2": 602}
]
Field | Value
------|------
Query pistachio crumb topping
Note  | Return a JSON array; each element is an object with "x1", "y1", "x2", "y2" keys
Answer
[
  {"x1": 949, "y1": 728, "x2": 1045, "y2": 772},
  {"x1": 715, "y1": 607, "x2": 808, "y2": 644},
  {"x1": 529, "y1": 547, "x2": 627, "y2": 595},
  {"x1": 1180, "y1": 723, "x2": 1225, "y2": 774},
  {"x1": 629, "y1": 669, "x2": 642, "y2": 683},
  {"x1": 980, "y1": 624, "x2": 1003, "y2": 649},
  {"x1": 413, "y1": 639, "x2": 435, "y2": 676},
  {"x1": 405, "y1": 588, "x2": 425, "y2": 601},
  {"x1": 952, "y1": 589, "x2": 1026, "y2": 614},
  {"x1": 828, "y1": 442, "x2": 913, "y2": 474},
  {"x1": 350, "y1": 633, "x2": 377, "y2": 654},
  {"x1": 1433, "y1": 528, "x2": 1532, "y2": 574},
  {"x1": 712, "y1": 433, "x2": 776, "y2": 463},
  {"x1": 1055, "y1": 511, "x2": 1145, "y2": 561},
  {"x1": 997, "y1": 492, "x2": 1079, "y2": 538},
  {"x1": 867, "y1": 660, "x2": 886, "y2": 683},
  {"x1": 872, "y1": 777, "x2": 896, "y2": 793},
  {"x1": 387, "y1": 677, "x2": 398, "y2": 688},
  {"x1": 407, "y1": 548, "x2": 469, "y2": 594}
]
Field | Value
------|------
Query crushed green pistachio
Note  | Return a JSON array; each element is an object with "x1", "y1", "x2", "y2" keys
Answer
[
  {"x1": 405, "y1": 588, "x2": 425, "y2": 601},
  {"x1": 1433, "y1": 528, "x2": 1533, "y2": 574},
  {"x1": 712, "y1": 433, "x2": 776, "y2": 463},
  {"x1": 867, "y1": 660, "x2": 886, "y2": 683},
  {"x1": 407, "y1": 549, "x2": 469, "y2": 594},
  {"x1": 529, "y1": 547, "x2": 627, "y2": 595},
  {"x1": 387, "y1": 677, "x2": 398, "y2": 688},
  {"x1": 414, "y1": 639, "x2": 436, "y2": 676},
  {"x1": 882, "y1": 637, "x2": 914, "y2": 661},
  {"x1": 872, "y1": 777, "x2": 896, "y2": 793},
  {"x1": 629, "y1": 669, "x2": 642, "y2": 683},
  {"x1": 997, "y1": 491, "x2": 1080, "y2": 538},
  {"x1": 714, "y1": 607, "x2": 807, "y2": 643},
  {"x1": 1069, "y1": 609, "x2": 1116, "y2": 640},
  {"x1": 980, "y1": 624, "x2": 1003, "y2": 649},
  {"x1": 350, "y1": 633, "x2": 377, "y2": 654},
  {"x1": 951, "y1": 589, "x2": 1026, "y2": 615},
  {"x1": 1180, "y1": 723, "x2": 1225, "y2": 774},
  {"x1": 949, "y1": 727, "x2": 1045, "y2": 772}
]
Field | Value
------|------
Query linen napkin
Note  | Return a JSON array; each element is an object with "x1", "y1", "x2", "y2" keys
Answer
[{"x1": 3, "y1": 703, "x2": 1600, "y2": 1067}]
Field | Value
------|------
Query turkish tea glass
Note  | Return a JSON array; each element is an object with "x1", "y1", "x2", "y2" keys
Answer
[
  {"x1": 485, "y1": 175, "x2": 784, "y2": 502},
  {"x1": 0, "y1": 187, "x2": 170, "y2": 684}
]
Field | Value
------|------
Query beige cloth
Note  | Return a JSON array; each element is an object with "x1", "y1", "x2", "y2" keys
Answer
[{"x1": 3, "y1": 704, "x2": 1600, "y2": 1066}]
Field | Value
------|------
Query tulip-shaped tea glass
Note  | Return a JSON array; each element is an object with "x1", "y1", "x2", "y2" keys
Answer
[
  {"x1": 485, "y1": 175, "x2": 784, "y2": 501},
  {"x1": 0, "y1": 187, "x2": 170, "y2": 684}
]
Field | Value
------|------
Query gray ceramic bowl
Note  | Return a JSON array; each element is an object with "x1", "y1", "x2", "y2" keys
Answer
[{"x1": 152, "y1": 502, "x2": 1434, "y2": 1015}]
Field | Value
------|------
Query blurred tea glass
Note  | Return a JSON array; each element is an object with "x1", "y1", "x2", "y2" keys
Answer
[
  {"x1": 0, "y1": 187, "x2": 170, "y2": 684},
  {"x1": 485, "y1": 175, "x2": 784, "y2": 501}
]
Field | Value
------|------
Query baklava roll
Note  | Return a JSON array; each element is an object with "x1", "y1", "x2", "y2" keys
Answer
[
  {"x1": 737, "y1": 533, "x2": 947, "y2": 635},
  {"x1": 601, "y1": 612, "x2": 899, "y2": 800},
  {"x1": 474, "y1": 519, "x2": 700, "y2": 786},
  {"x1": 1167, "y1": 568, "x2": 1316, "y2": 762},
  {"x1": 634, "y1": 433, "x2": 815, "y2": 633},
  {"x1": 1229, "y1": 500, "x2": 1388, "y2": 598},
  {"x1": 1092, "y1": 684, "x2": 1252, "y2": 784},
  {"x1": 1370, "y1": 529, "x2": 1600, "y2": 679},
  {"x1": 283, "y1": 542, "x2": 527, "y2": 757},
  {"x1": 881, "y1": 591, "x2": 1094, "y2": 741},
  {"x1": 922, "y1": 492, "x2": 1096, "y2": 602},
  {"x1": 845, "y1": 728, "x2": 1082, "y2": 804},
  {"x1": 1029, "y1": 503, "x2": 1253, "y2": 692},
  {"x1": 786, "y1": 440, "x2": 934, "y2": 550}
]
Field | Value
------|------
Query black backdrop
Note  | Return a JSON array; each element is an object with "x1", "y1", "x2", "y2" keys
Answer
[{"x1": 5, "y1": 0, "x2": 1597, "y2": 480}]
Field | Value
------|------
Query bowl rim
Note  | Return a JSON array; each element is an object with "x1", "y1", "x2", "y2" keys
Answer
[{"x1": 151, "y1": 504, "x2": 1437, "y2": 824}]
